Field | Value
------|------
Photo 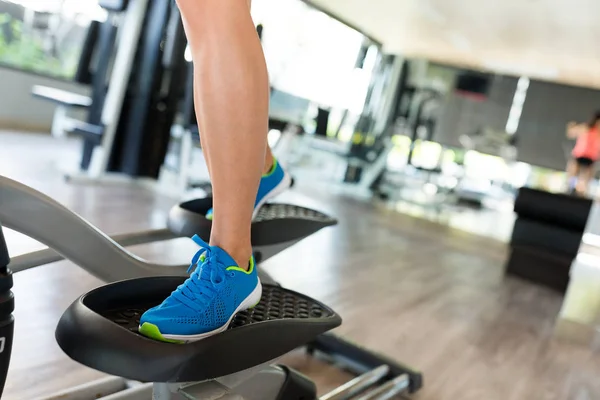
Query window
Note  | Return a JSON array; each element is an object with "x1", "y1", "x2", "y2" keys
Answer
[
  {"x1": 251, "y1": 0, "x2": 377, "y2": 113},
  {"x1": 0, "y1": 0, "x2": 105, "y2": 79}
]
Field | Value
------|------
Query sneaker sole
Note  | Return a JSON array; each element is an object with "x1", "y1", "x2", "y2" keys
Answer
[
  {"x1": 139, "y1": 281, "x2": 263, "y2": 343},
  {"x1": 252, "y1": 171, "x2": 292, "y2": 220}
]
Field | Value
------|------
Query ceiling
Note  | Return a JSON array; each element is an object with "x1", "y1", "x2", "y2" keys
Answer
[{"x1": 309, "y1": 0, "x2": 600, "y2": 89}]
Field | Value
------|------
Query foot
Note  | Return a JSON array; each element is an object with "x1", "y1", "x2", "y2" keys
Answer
[
  {"x1": 139, "y1": 235, "x2": 262, "y2": 343},
  {"x1": 206, "y1": 158, "x2": 291, "y2": 220}
]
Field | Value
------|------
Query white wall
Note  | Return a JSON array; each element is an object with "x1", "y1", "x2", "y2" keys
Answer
[{"x1": 0, "y1": 66, "x2": 90, "y2": 132}]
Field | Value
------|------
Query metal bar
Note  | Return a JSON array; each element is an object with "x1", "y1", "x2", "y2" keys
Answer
[
  {"x1": 11, "y1": 228, "x2": 176, "y2": 272},
  {"x1": 154, "y1": 382, "x2": 236, "y2": 400},
  {"x1": 101, "y1": 382, "x2": 152, "y2": 400},
  {"x1": 33, "y1": 377, "x2": 128, "y2": 400},
  {"x1": 308, "y1": 333, "x2": 423, "y2": 393},
  {"x1": 319, "y1": 365, "x2": 389, "y2": 400},
  {"x1": 171, "y1": 364, "x2": 287, "y2": 400},
  {"x1": 354, "y1": 374, "x2": 410, "y2": 400}
]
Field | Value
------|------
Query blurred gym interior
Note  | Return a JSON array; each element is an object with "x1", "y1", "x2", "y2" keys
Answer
[{"x1": 1, "y1": 0, "x2": 600, "y2": 399}]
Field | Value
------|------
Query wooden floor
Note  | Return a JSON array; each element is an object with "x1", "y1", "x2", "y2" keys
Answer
[{"x1": 2, "y1": 132, "x2": 600, "y2": 400}]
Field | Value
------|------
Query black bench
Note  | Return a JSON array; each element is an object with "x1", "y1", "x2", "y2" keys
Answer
[
  {"x1": 31, "y1": 85, "x2": 92, "y2": 138},
  {"x1": 506, "y1": 187, "x2": 593, "y2": 292}
]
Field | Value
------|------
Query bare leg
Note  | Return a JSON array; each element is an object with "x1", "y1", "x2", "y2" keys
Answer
[
  {"x1": 177, "y1": 0, "x2": 269, "y2": 268},
  {"x1": 189, "y1": 0, "x2": 274, "y2": 178},
  {"x1": 566, "y1": 159, "x2": 579, "y2": 192},
  {"x1": 244, "y1": 0, "x2": 274, "y2": 175},
  {"x1": 578, "y1": 165, "x2": 594, "y2": 194}
]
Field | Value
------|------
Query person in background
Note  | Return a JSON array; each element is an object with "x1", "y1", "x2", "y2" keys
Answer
[{"x1": 566, "y1": 111, "x2": 600, "y2": 195}]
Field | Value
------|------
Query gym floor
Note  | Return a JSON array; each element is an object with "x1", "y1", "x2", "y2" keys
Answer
[{"x1": 2, "y1": 132, "x2": 600, "y2": 400}]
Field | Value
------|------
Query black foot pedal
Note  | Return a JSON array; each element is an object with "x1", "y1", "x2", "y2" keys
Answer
[
  {"x1": 168, "y1": 197, "x2": 336, "y2": 246},
  {"x1": 56, "y1": 277, "x2": 341, "y2": 383}
]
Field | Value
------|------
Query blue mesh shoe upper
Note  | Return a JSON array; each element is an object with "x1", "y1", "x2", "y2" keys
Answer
[{"x1": 139, "y1": 235, "x2": 260, "y2": 337}]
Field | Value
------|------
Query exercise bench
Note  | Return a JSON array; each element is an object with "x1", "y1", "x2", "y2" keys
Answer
[{"x1": 31, "y1": 85, "x2": 92, "y2": 138}]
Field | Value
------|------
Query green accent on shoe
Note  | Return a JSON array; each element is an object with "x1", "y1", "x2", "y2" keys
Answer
[
  {"x1": 226, "y1": 255, "x2": 255, "y2": 275},
  {"x1": 262, "y1": 157, "x2": 278, "y2": 178},
  {"x1": 139, "y1": 322, "x2": 184, "y2": 344},
  {"x1": 205, "y1": 210, "x2": 213, "y2": 220}
]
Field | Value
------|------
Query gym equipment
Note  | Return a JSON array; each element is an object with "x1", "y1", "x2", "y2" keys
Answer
[
  {"x1": 47, "y1": 279, "x2": 419, "y2": 399},
  {"x1": 48, "y1": 277, "x2": 418, "y2": 400},
  {"x1": 405, "y1": 89, "x2": 442, "y2": 166},
  {"x1": 168, "y1": 198, "x2": 335, "y2": 263},
  {"x1": 287, "y1": 55, "x2": 405, "y2": 198},
  {"x1": 506, "y1": 187, "x2": 593, "y2": 292},
  {"x1": 29, "y1": 16, "x2": 104, "y2": 139},
  {"x1": 0, "y1": 174, "x2": 423, "y2": 398},
  {"x1": 33, "y1": 0, "x2": 188, "y2": 182},
  {"x1": 0, "y1": 223, "x2": 13, "y2": 400},
  {"x1": 32, "y1": 5, "x2": 118, "y2": 147},
  {"x1": 340, "y1": 54, "x2": 406, "y2": 194},
  {"x1": 370, "y1": 76, "x2": 445, "y2": 201},
  {"x1": 31, "y1": 85, "x2": 92, "y2": 139},
  {"x1": 0, "y1": 176, "x2": 331, "y2": 283},
  {"x1": 54, "y1": 277, "x2": 341, "y2": 399},
  {"x1": 45, "y1": 279, "x2": 421, "y2": 400},
  {"x1": 513, "y1": 187, "x2": 591, "y2": 230}
]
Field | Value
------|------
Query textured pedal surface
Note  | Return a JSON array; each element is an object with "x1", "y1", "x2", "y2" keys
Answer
[
  {"x1": 101, "y1": 285, "x2": 333, "y2": 335},
  {"x1": 254, "y1": 203, "x2": 335, "y2": 223},
  {"x1": 232, "y1": 285, "x2": 329, "y2": 327}
]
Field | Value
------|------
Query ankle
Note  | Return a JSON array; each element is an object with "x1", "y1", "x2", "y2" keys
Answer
[
  {"x1": 212, "y1": 241, "x2": 252, "y2": 271},
  {"x1": 230, "y1": 249, "x2": 253, "y2": 271},
  {"x1": 263, "y1": 156, "x2": 275, "y2": 175}
]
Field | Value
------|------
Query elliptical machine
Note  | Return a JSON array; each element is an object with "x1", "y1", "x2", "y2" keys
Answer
[{"x1": 0, "y1": 175, "x2": 423, "y2": 399}]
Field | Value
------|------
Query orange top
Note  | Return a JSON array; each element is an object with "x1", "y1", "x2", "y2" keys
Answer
[{"x1": 572, "y1": 127, "x2": 600, "y2": 161}]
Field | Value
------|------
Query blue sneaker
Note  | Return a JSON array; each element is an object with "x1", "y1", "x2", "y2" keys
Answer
[
  {"x1": 206, "y1": 157, "x2": 291, "y2": 220},
  {"x1": 139, "y1": 235, "x2": 262, "y2": 343}
]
